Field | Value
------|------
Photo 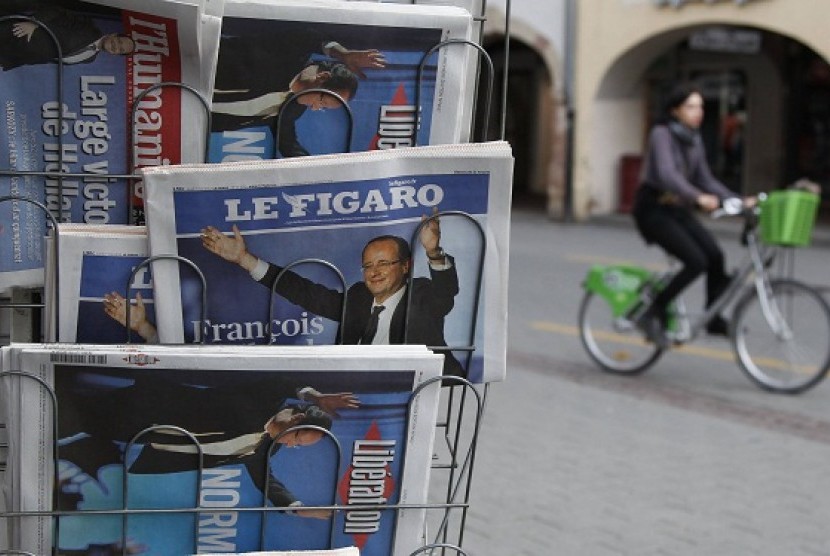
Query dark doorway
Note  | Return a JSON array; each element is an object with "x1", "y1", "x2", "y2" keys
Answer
[
  {"x1": 783, "y1": 45, "x2": 830, "y2": 219},
  {"x1": 692, "y1": 70, "x2": 747, "y2": 194},
  {"x1": 643, "y1": 29, "x2": 828, "y2": 218},
  {"x1": 475, "y1": 38, "x2": 548, "y2": 207}
]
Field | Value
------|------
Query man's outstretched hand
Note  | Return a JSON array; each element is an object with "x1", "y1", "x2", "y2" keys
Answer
[
  {"x1": 325, "y1": 42, "x2": 387, "y2": 79},
  {"x1": 201, "y1": 224, "x2": 258, "y2": 272},
  {"x1": 420, "y1": 207, "x2": 443, "y2": 258},
  {"x1": 340, "y1": 49, "x2": 386, "y2": 78},
  {"x1": 307, "y1": 391, "x2": 360, "y2": 417}
]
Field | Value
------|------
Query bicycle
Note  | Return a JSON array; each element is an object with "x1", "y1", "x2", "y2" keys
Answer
[{"x1": 578, "y1": 190, "x2": 830, "y2": 394}]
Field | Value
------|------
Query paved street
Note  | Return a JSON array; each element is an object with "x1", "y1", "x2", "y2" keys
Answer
[{"x1": 451, "y1": 207, "x2": 830, "y2": 555}]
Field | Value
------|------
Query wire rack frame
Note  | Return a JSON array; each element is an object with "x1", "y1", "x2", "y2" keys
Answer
[
  {"x1": 273, "y1": 90, "x2": 355, "y2": 159},
  {"x1": 0, "y1": 366, "x2": 478, "y2": 556},
  {"x1": 0, "y1": 1, "x2": 512, "y2": 552},
  {"x1": 0, "y1": 2, "x2": 504, "y2": 345},
  {"x1": 128, "y1": 81, "x2": 214, "y2": 225},
  {"x1": 267, "y1": 258, "x2": 349, "y2": 344},
  {"x1": 0, "y1": 202, "x2": 488, "y2": 553},
  {"x1": 122, "y1": 254, "x2": 210, "y2": 345},
  {"x1": 412, "y1": 39, "x2": 495, "y2": 146}
]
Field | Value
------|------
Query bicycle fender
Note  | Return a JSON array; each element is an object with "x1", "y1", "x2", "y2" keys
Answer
[{"x1": 582, "y1": 264, "x2": 653, "y2": 317}]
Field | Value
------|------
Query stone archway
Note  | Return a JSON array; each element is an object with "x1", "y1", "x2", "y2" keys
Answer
[
  {"x1": 586, "y1": 24, "x2": 830, "y2": 216},
  {"x1": 477, "y1": 14, "x2": 566, "y2": 214}
]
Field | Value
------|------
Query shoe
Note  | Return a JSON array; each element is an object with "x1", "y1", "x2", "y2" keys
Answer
[
  {"x1": 636, "y1": 312, "x2": 669, "y2": 349},
  {"x1": 706, "y1": 315, "x2": 729, "y2": 336}
]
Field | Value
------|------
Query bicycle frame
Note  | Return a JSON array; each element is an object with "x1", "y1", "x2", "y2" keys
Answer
[
  {"x1": 580, "y1": 197, "x2": 830, "y2": 391},
  {"x1": 581, "y1": 210, "x2": 783, "y2": 345},
  {"x1": 669, "y1": 222, "x2": 780, "y2": 344}
]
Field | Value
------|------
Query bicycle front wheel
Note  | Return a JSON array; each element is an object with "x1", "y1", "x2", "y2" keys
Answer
[
  {"x1": 732, "y1": 279, "x2": 830, "y2": 394},
  {"x1": 578, "y1": 291, "x2": 663, "y2": 374}
]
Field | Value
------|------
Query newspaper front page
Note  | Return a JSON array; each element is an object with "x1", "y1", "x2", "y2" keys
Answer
[
  {"x1": 208, "y1": 0, "x2": 475, "y2": 163},
  {"x1": 44, "y1": 223, "x2": 152, "y2": 343},
  {"x1": 144, "y1": 141, "x2": 513, "y2": 382},
  {"x1": 2, "y1": 343, "x2": 443, "y2": 554},
  {"x1": 0, "y1": 0, "x2": 210, "y2": 289}
]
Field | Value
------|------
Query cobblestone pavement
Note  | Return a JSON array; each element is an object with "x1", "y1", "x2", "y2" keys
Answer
[
  {"x1": 436, "y1": 208, "x2": 830, "y2": 556},
  {"x1": 458, "y1": 353, "x2": 830, "y2": 556}
]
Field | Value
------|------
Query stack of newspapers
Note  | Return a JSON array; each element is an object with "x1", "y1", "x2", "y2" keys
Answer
[
  {"x1": 0, "y1": 0, "x2": 484, "y2": 288},
  {"x1": 1, "y1": 342, "x2": 444, "y2": 554},
  {"x1": 44, "y1": 140, "x2": 513, "y2": 383},
  {"x1": 0, "y1": 0, "x2": 512, "y2": 553},
  {"x1": 43, "y1": 223, "x2": 150, "y2": 344}
]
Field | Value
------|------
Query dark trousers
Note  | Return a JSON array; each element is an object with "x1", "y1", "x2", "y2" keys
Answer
[{"x1": 633, "y1": 189, "x2": 729, "y2": 315}]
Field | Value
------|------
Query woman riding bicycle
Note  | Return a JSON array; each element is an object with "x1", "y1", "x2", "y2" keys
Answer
[{"x1": 632, "y1": 81, "x2": 754, "y2": 348}]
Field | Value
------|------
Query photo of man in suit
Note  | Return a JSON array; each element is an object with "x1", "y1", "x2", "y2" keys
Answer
[
  {"x1": 211, "y1": 59, "x2": 362, "y2": 158},
  {"x1": 0, "y1": 4, "x2": 135, "y2": 71},
  {"x1": 56, "y1": 372, "x2": 358, "y2": 518},
  {"x1": 101, "y1": 212, "x2": 464, "y2": 376},
  {"x1": 211, "y1": 33, "x2": 386, "y2": 157},
  {"x1": 199, "y1": 212, "x2": 464, "y2": 376}
]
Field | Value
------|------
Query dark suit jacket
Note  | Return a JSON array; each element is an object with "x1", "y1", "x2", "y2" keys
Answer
[
  {"x1": 0, "y1": 6, "x2": 103, "y2": 70},
  {"x1": 210, "y1": 93, "x2": 310, "y2": 158},
  {"x1": 57, "y1": 375, "x2": 304, "y2": 507},
  {"x1": 211, "y1": 32, "x2": 340, "y2": 157},
  {"x1": 213, "y1": 32, "x2": 328, "y2": 101},
  {"x1": 129, "y1": 431, "x2": 297, "y2": 508},
  {"x1": 259, "y1": 257, "x2": 464, "y2": 376}
]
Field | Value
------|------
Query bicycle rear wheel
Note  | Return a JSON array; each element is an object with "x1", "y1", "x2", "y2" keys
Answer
[
  {"x1": 732, "y1": 279, "x2": 830, "y2": 393},
  {"x1": 578, "y1": 291, "x2": 663, "y2": 374}
]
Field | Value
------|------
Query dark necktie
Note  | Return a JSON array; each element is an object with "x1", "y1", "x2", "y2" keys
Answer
[{"x1": 361, "y1": 305, "x2": 385, "y2": 345}]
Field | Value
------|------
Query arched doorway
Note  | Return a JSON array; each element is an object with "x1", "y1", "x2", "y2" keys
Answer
[
  {"x1": 476, "y1": 37, "x2": 554, "y2": 208},
  {"x1": 591, "y1": 24, "x2": 830, "y2": 218}
]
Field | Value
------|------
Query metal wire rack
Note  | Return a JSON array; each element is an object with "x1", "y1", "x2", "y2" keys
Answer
[{"x1": 0, "y1": 0, "x2": 511, "y2": 552}]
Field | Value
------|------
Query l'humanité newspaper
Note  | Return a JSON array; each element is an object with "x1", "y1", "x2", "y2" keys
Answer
[
  {"x1": 2, "y1": 343, "x2": 443, "y2": 555},
  {"x1": 0, "y1": 0, "x2": 210, "y2": 290}
]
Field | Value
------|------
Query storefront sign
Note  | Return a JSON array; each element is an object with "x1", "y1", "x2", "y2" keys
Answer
[
  {"x1": 689, "y1": 27, "x2": 761, "y2": 53},
  {"x1": 654, "y1": 0, "x2": 754, "y2": 7}
]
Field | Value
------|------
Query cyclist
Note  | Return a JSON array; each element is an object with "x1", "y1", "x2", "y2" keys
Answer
[{"x1": 632, "y1": 81, "x2": 754, "y2": 348}]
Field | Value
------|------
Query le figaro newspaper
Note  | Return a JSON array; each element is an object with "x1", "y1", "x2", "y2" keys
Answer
[
  {"x1": 1, "y1": 343, "x2": 443, "y2": 555},
  {"x1": 143, "y1": 141, "x2": 513, "y2": 383},
  {"x1": 0, "y1": 0, "x2": 213, "y2": 290}
]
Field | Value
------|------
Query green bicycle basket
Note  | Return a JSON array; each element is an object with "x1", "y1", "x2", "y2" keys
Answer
[{"x1": 759, "y1": 189, "x2": 820, "y2": 247}]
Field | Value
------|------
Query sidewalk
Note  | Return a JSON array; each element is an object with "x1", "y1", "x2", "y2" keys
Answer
[{"x1": 457, "y1": 208, "x2": 830, "y2": 555}]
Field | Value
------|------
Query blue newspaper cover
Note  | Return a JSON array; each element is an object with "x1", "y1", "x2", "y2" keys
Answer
[
  {"x1": 143, "y1": 143, "x2": 513, "y2": 382},
  {"x1": 46, "y1": 225, "x2": 154, "y2": 343},
  {"x1": 0, "y1": 0, "x2": 204, "y2": 289},
  {"x1": 9, "y1": 345, "x2": 442, "y2": 554},
  {"x1": 76, "y1": 250, "x2": 155, "y2": 343},
  {"x1": 208, "y1": 0, "x2": 473, "y2": 163}
]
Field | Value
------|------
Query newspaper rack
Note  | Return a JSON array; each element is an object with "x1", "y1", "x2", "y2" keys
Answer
[
  {"x1": 0, "y1": 364, "x2": 482, "y2": 555},
  {"x1": 0, "y1": 1, "x2": 507, "y2": 552}
]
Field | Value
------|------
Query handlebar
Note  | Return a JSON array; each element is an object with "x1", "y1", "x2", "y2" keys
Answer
[
  {"x1": 709, "y1": 193, "x2": 768, "y2": 247},
  {"x1": 709, "y1": 192, "x2": 766, "y2": 220}
]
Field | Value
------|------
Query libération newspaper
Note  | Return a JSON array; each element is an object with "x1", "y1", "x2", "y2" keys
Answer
[
  {"x1": 1, "y1": 343, "x2": 443, "y2": 555},
  {"x1": 208, "y1": 0, "x2": 476, "y2": 163},
  {"x1": 0, "y1": 0, "x2": 216, "y2": 290},
  {"x1": 143, "y1": 141, "x2": 513, "y2": 383}
]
